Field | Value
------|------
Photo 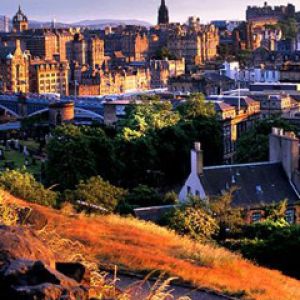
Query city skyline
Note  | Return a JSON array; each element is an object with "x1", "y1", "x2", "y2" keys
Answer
[{"x1": 0, "y1": 0, "x2": 299, "y2": 24}]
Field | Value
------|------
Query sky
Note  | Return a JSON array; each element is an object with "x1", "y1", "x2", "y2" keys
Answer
[{"x1": 0, "y1": 0, "x2": 298, "y2": 24}]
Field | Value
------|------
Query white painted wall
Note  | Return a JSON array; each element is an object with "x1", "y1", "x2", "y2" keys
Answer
[{"x1": 178, "y1": 150, "x2": 207, "y2": 202}]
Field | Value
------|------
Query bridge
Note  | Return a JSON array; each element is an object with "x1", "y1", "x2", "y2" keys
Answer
[{"x1": 0, "y1": 95, "x2": 104, "y2": 122}]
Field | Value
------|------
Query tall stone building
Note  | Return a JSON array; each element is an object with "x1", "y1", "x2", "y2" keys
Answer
[
  {"x1": 0, "y1": 40, "x2": 30, "y2": 93},
  {"x1": 167, "y1": 24, "x2": 219, "y2": 70},
  {"x1": 72, "y1": 33, "x2": 105, "y2": 68},
  {"x1": 25, "y1": 29, "x2": 75, "y2": 61},
  {"x1": 158, "y1": 0, "x2": 169, "y2": 25},
  {"x1": 104, "y1": 26, "x2": 149, "y2": 62},
  {"x1": 246, "y1": 2, "x2": 296, "y2": 24},
  {"x1": 77, "y1": 67, "x2": 150, "y2": 96},
  {"x1": 12, "y1": 6, "x2": 29, "y2": 33},
  {"x1": 150, "y1": 58, "x2": 185, "y2": 88},
  {"x1": 0, "y1": 16, "x2": 10, "y2": 33},
  {"x1": 29, "y1": 58, "x2": 70, "y2": 96}
]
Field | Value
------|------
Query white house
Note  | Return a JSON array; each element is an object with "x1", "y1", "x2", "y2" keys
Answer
[
  {"x1": 179, "y1": 131, "x2": 300, "y2": 211},
  {"x1": 179, "y1": 142, "x2": 207, "y2": 201}
]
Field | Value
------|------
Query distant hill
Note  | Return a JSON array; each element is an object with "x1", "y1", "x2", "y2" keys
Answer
[{"x1": 28, "y1": 19, "x2": 151, "y2": 29}]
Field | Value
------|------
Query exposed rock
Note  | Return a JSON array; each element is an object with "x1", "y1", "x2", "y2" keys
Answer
[
  {"x1": 56, "y1": 262, "x2": 90, "y2": 285},
  {"x1": 0, "y1": 226, "x2": 89, "y2": 300},
  {"x1": 18, "y1": 207, "x2": 48, "y2": 230},
  {"x1": 0, "y1": 225, "x2": 55, "y2": 268},
  {"x1": 0, "y1": 259, "x2": 89, "y2": 300}
]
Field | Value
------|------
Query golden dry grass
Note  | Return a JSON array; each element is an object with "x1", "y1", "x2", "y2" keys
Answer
[{"x1": 5, "y1": 192, "x2": 300, "y2": 300}]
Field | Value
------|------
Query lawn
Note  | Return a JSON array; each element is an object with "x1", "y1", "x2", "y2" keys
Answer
[{"x1": 0, "y1": 139, "x2": 42, "y2": 175}]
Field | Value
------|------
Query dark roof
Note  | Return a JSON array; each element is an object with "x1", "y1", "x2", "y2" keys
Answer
[
  {"x1": 201, "y1": 162, "x2": 299, "y2": 208},
  {"x1": 213, "y1": 101, "x2": 235, "y2": 112},
  {"x1": 134, "y1": 205, "x2": 176, "y2": 222},
  {"x1": 207, "y1": 96, "x2": 259, "y2": 108}
]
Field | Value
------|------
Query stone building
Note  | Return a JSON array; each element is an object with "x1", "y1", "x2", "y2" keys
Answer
[
  {"x1": 77, "y1": 67, "x2": 150, "y2": 96},
  {"x1": 246, "y1": 2, "x2": 296, "y2": 24},
  {"x1": 0, "y1": 16, "x2": 10, "y2": 33},
  {"x1": 149, "y1": 58, "x2": 185, "y2": 88},
  {"x1": 29, "y1": 58, "x2": 70, "y2": 96},
  {"x1": 104, "y1": 26, "x2": 149, "y2": 62},
  {"x1": 12, "y1": 6, "x2": 28, "y2": 33},
  {"x1": 167, "y1": 24, "x2": 219, "y2": 70},
  {"x1": 72, "y1": 33, "x2": 105, "y2": 68},
  {"x1": 24, "y1": 29, "x2": 75, "y2": 61},
  {"x1": 207, "y1": 96, "x2": 261, "y2": 163},
  {"x1": 49, "y1": 101, "x2": 74, "y2": 125},
  {"x1": 179, "y1": 128, "x2": 300, "y2": 224},
  {"x1": 0, "y1": 40, "x2": 30, "y2": 93}
]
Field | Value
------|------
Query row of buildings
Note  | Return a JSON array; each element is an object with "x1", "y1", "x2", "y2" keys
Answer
[{"x1": 1, "y1": 2, "x2": 300, "y2": 97}]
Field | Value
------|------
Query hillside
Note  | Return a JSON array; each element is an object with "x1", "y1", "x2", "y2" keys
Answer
[
  {"x1": 5, "y1": 192, "x2": 300, "y2": 300},
  {"x1": 28, "y1": 19, "x2": 151, "y2": 29}
]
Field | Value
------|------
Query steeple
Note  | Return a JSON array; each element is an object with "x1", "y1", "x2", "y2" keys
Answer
[
  {"x1": 158, "y1": 0, "x2": 169, "y2": 25},
  {"x1": 13, "y1": 5, "x2": 29, "y2": 32}
]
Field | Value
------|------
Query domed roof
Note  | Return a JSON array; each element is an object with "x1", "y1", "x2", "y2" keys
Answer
[
  {"x1": 6, "y1": 53, "x2": 14, "y2": 60},
  {"x1": 13, "y1": 5, "x2": 28, "y2": 23}
]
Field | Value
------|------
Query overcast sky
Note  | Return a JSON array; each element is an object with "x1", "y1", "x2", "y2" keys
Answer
[{"x1": 1, "y1": 0, "x2": 298, "y2": 23}]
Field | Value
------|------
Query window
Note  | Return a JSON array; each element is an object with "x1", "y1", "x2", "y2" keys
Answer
[
  {"x1": 187, "y1": 186, "x2": 191, "y2": 195},
  {"x1": 251, "y1": 212, "x2": 262, "y2": 223},
  {"x1": 285, "y1": 209, "x2": 295, "y2": 224},
  {"x1": 195, "y1": 190, "x2": 200, "y2": 197}
]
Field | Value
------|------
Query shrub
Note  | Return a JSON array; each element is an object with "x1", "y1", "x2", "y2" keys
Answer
[
  {"x1": 166, "y1": 200, "x2": 219, "y2": 241},
  {"x1": 0, "y1": 169, "x2": 57, "y2": 207},
  {"x1": 74, "y1": 176, "x2": 126, "y2": 212},
  {"x1": 125, "y1": 185, "x2": 162, "y2": 207}
]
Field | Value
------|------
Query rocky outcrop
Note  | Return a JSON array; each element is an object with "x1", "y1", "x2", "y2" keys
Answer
[
  {"x1": 0, "y1": 225, "x2": 55, "y2": 268},
  {"x1": 0, "y1": 225, "x2": 90, "y2": 300},
  {"x1": 0, "y1": 259, "x2": 89, "y2": 300}
]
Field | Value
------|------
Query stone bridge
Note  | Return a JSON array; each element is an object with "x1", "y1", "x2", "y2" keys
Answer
[{"x1": 0, "y1": 95, "x2": 104, "y2": 122}]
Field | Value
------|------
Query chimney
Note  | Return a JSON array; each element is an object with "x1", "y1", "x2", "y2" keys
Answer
[{"x1": 191, "y1": 142, "x2": 203, "y2": 176}]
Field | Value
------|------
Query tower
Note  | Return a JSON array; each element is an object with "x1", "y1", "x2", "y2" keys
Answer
[
  {"x1": 12, "y1": 5, "x2": 29, "y2": 32},
  {"x1": 158, "y1": 0, "x2": 169, "y2": 25}
]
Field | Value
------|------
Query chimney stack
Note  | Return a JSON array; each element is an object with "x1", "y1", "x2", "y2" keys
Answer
[{"x1": 191, "y1": 142, "x2": 203, "y2": 176}]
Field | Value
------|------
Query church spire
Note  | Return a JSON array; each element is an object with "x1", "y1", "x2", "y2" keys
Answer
[{"x1": 158, "y1": 0, "x2": 169, "y2": 25}]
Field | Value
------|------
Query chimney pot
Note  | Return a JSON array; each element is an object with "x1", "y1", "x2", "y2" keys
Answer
[{"x1": 194, "y1": 142, "x2": 201, "y2": 152}]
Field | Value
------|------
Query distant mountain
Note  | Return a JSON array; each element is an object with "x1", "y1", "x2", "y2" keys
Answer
[{"x1": 28, "y1": 19, "x2": 152, "y2": 30}]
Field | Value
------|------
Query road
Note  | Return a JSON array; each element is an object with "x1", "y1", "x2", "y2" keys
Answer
[{"x1": 112, "y1": 274, "x2": 234, "y2": 300}]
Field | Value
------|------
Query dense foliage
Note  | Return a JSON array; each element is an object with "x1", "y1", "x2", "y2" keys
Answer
[
  {"x1": 0, "y1": 169, "x2": 57, "y2": 207},
  {"x1": 236, "y1": 118, "x2": 295, "y2": 163},
  {"x1": 73, "y1": 176, "x2": 126, "y2": 212},
  {"x1": 46, "y1": 95, "x2": 223, "y2": 191},
  {"x1": 166, "y1": 197, "x2": 219, "y2": 241}
]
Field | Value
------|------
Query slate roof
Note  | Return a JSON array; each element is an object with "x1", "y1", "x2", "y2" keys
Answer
[
  {"x1": 213, "y1": 101, "x2": 235, "y2": 112},
  {"x1": 201, "y1": 162, "x2": 299, "y2": 208},
  {"x1": 207, "y1": 96, "x2": 259, "y2": 108}
]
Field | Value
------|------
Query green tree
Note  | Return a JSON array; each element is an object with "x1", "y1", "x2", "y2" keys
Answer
[
  {"x1": 0, "y1": 169, "x2": 57, "y2": 207},
  {"x1": 210, "y1": 188, "x2": 243, "y2": 240},
  {"x1": 124, "y1": 184, "x2": 161, "y2": 207},
  {"x1": 236, "y1": 118, "x2": 295, "y2": 163},
  {"x1": 119, "y1": 100, "x2": 180, "y2": 140},
  {"x1": 154, "y1": 47, "x2": 176, "y2": 60},
  {"x1": 46, "y1": 125, "x2": 117, "y2": 190},
  {"x1": 177, "y1": 93, "x2": 216, "y2": 119},
  {"x1": 166, "y1": 198, "x2": 219, "y2": 241},
  {"x1": 278, "y1": 18, "x2": 298, "y2": 40},
  {"x1": 74, "y1": 176, "x2": 126, "y2": 212}
]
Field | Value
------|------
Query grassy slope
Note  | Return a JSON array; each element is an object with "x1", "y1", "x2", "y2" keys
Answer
[{"x1": 6, "y1": 193, "x2": 300, "y2": 300}]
